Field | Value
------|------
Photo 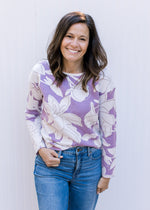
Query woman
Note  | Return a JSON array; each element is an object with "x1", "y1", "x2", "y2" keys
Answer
[{"x1": 25, "y1": 11, "x2": 116, "y2": 210}]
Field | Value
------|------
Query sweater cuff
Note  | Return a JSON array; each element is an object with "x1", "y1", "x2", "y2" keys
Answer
[{"x1": 34, "y1": 140, "x2": 46, "y2": 154}]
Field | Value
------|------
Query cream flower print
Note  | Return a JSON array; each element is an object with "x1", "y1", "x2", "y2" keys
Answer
[
  {"x1": 82, "y1": 133, "x2": 98, "y2": 141},
  {"x1": 95, "y1": 76, "x2": 116, "y2": 139},
  {"x1": 27, "y1": 83, "x2": 41, "y2": 111},
  {"x1": 108, "y1": 147, "x2": 116, "y2": 156},
  {"x1": 93, "y1": 139, "x2": 102, "y2": 147},
  {"x1": 95, "y1": 75, "x2": 110, "y2": 93},
  {"x1": 27, "y1": 117, "x2": 45, "y2": 152},
  {"x1": 43, "y1": 95, "x2": 82, "y2": 143},
  {"x1": 84, "y1": 102, "x2": 98, "y2": 129},
  {"x1": 42, "y1": 76, "x2": 63, "y2": 97},
  {"x1": 99, "y1": 92, "x2": 116, "y2": 138},
  {"x1": 25, "y1": 60, "x2": 116, "y2": 177},
  {"x1": 65, "y1": 77, "x2": 89, "y2": 102},
  {"x1": 102, "y1": 148, "x2": 113, "y2": 165},
  {"x1": 33, "y1": 63, "x2": 46, "y2": 75},
  {"x1": 26, "y1": 70, "x2": 42, "y2": 113}
]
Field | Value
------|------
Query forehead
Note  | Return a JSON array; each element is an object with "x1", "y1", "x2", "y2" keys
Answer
[{"x1": 66, "y1": 23, "x2": 89, "y2": 37}]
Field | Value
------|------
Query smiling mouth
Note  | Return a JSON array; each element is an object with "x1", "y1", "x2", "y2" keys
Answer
[{"x1": 67, "y1": 49, "x2": 80, "y2": 54}]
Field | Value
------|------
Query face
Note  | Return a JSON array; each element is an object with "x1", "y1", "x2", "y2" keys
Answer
[{"x1": 60, "y1": 23, "x2": 89, "y2": 65}]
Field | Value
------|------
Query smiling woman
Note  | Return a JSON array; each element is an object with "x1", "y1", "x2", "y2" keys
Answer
[
  {"x1": 60, "y1": 23, "x2": 89, "y2": 70},
  {"x1": 47, "y1": 11, "x2": 108, "y2": 92},
  {"x1": 25, "y1": 11, "x2": 116, "y2": 210}
]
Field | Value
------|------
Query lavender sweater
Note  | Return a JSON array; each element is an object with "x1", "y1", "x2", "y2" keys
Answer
[{"x1": 25, "y1": 60, "x2": 116, "y2": 178}]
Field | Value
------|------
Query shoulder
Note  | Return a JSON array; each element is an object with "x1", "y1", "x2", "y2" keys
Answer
[
  {"x1": 95, "y1": 67, "x2": 115, "y2": 93},
  {"x1": 31, "y1": 59, "x2": 52, "y2": 76}
]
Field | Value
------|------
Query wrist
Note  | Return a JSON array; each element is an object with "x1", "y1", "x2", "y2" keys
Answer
[
  {"x1": 38, "y1": 147, "x2": 46, "y2": 155},
  {"x1": 102, "y1": 177, "x2": 110, "y2": 181}
]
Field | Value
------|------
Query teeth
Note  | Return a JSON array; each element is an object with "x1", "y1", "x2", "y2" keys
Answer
[{"x1": 68, "y1": 49, "x2": 79, "y2": 53}]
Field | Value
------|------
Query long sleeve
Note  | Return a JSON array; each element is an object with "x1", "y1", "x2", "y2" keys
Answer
[
  {"x1": 25, "y1": 64, "x2": 45, "y2": 153},
  {"x1": 99, "y1": 76, "x2": 117, "y2": 178}
]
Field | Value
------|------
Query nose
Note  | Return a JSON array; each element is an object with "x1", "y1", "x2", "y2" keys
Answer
[{"x1": 70, "y1": 38, "x2": 79, "y2": 47}]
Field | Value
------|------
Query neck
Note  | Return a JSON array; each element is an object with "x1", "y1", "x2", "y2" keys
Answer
[{"x1": 63, "y1": 59, "x2": 83, "y2": 74}]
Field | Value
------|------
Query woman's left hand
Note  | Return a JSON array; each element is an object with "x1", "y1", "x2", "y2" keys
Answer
[{"x1": 96, "y1": 177, "x2": 110, "y2": 194}]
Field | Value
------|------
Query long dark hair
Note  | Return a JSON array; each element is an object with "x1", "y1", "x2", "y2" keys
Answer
[{"x1": 47, "y1": 11, "x2": 107, "y2": 91}]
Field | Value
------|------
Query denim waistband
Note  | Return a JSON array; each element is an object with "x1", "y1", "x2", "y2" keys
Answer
[{"x1": 56, "y1": 146, "x2": 101, "y2": 158}]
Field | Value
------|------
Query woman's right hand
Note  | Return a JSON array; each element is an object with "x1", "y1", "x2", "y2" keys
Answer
[{"x1": 38, "y1": 148, "x2": 63, "y2": 167}]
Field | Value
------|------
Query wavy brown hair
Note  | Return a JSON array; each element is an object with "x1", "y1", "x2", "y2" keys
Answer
[{"x1": 47, "y1": 11, "x2": 107, "y2": 91}]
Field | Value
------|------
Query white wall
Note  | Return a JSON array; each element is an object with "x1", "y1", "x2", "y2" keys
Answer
[{"x1": 1, "y1": 0, "x2": 150, "y2": 209}]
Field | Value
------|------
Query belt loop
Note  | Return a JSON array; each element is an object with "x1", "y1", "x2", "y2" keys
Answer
[
  {"x1": 58, "y1": 150, "x2": 62, "y2": 158},
  {"x1": 88, "y1": 147, "x2": 90, "y2": 156}
]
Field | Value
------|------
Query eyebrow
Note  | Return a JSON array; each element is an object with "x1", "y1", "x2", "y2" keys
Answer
[{"x1": 66, "y1": 32, "x2": 88, "y2": 39}]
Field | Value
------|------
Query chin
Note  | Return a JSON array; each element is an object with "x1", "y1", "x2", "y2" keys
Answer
[{"x1": 65, "y1": 55, "x2": 82, "y2": 62}]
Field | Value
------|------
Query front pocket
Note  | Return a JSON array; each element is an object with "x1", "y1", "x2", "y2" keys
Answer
[
  {"x1": 34, "y1": 155, "x2": 48, "y2": 176},
  {"x1": 91, "y1": 148, "x2": 102, "y2": 160},
  {"x1": 35, "y1": 155, "x2": 46, "y2": 166}
]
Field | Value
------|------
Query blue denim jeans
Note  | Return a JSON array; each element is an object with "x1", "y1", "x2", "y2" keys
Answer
[{"x1": 34, "y1": 146, "x2": 102, "y2": 210}]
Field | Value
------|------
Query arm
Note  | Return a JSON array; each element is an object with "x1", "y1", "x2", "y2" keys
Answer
[
  {"x1": 25, "y1": 64, "x2": 46, "y2": 154},
  {"x1": 97, "y1": 76, "x2": 117, "y2": 193},
  {"x1": 25, "y1": 64, "x2": 63, "y2": 166}
]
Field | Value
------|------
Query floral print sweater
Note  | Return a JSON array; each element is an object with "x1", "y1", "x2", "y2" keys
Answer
[{"x1": 25, "y1": 60, "x2": 116, "y2": 178}]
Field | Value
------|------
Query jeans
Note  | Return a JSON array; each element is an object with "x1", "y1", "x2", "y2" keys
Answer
[{"x1": 34, "y1": 146, "x2": 102, "y2": 210}]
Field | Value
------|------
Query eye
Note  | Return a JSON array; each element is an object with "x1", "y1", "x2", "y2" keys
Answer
[
  {"x1": 65, "y1": 35, "x2": 73, "y2": 38},
  {"x1": 80, "y1": 38, "x2": 86, "y2": 41}
]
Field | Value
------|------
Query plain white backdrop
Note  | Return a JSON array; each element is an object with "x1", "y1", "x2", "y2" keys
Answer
[{"x1": 0, "y1": 0, "x2": 150, "y2": 209}]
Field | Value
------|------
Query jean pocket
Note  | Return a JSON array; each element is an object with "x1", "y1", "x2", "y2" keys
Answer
[
  {"x1": 35, "y1": 154, "x2": 45, "y2": 165},
  {"x1": 34, "y1": 155, "x2": 49, "y2": 176},
  {"x1": 91, "y1": 148, "x2": 102, "y2": 160}
]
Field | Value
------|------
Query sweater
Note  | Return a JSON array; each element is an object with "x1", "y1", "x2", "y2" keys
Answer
[{"x1": 25, "y1": 59, "x2": 116, "y2": 178}]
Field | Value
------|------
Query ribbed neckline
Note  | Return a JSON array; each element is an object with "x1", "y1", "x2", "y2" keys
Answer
[{"x1": 63, "y1": 72, "x2": 84, "y2": 77}]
